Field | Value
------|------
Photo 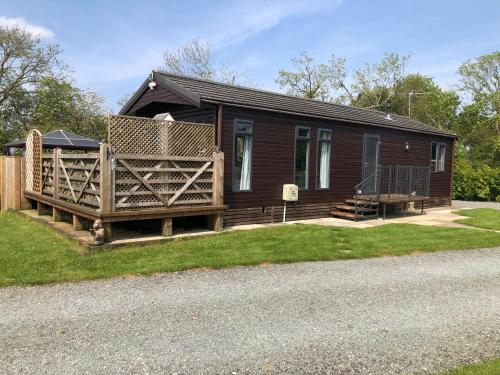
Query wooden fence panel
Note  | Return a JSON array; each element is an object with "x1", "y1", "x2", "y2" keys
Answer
[
  {"x1": 108, "y1": 115, "x2": 214, "y2": 157},
  {"x1": 113, "y1": 154, "x2": 215, "y2": 211}
]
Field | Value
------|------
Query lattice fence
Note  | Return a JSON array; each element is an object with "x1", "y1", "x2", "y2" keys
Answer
[
  {"x1": 25, "y1": 129, "x2": 43, "y2": 192},
  {"x1": 108, "y1": 115, "x2": 214, "y2": 157},
  {"x1": 114, "y1": 154, "x2": 214, "y2": 211},
  {"x1": 41, "y1": 154, "x2": 54, "y2": 196}
]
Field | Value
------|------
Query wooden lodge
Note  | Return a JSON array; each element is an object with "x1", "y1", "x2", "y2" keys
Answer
[
  {"x1": 118, "y1": 71, "x2": 456, "y2": 225},
  {"x1": 17, "y1": 71, "x2": 457, "y2": 243}
]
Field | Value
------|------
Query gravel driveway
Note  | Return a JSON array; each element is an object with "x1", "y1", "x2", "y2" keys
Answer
[{"x1": 1, "y1": 248, "x2": 499, "y2": 374}]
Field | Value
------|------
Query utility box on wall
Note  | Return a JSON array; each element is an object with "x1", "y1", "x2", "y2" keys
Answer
[{"x1": 282, "y1": 184, "x2": 298, "y2": 202}]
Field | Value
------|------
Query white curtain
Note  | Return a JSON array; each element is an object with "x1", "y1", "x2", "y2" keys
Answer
[
  {"x1": 240, "y1": 136, "x2": 251, "y2": 190},
  {"x1": 438, "y1": 144, "x2": 445, "y2": 171},
  {"x1": 319, "y1": 142, "x2": 330, "y2": 188}
]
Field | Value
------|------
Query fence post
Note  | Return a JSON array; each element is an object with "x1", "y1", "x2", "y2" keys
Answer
[
  {"x1": 53, "y1": 148, "x2": 60, "y2": 199},
  {"x1": 99, "y1": 144, "x2": 112, "y2": 214},
  {"x1": 212, "y1": 150, "x2": 224, "y2": 231}
]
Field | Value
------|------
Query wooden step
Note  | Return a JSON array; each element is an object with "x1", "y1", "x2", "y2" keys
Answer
[
  {"x1": 330, "y1": 210, "x2": 378, "y2": 220},
  {"x1": 345, "y1": 199, "x2": 379, "y2": 206},
  {"x1": 333, "y1": 204, "x2": 377, "y2": 213}
]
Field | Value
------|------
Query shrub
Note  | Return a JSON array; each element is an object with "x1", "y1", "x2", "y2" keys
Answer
[{"x1": 453, "y1": 158, "x2": 500, "y2": 201}]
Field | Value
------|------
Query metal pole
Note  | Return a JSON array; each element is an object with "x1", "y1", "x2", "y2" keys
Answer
[{"x1": 282, "y1": 201, "x2": 287, "y2": 223}]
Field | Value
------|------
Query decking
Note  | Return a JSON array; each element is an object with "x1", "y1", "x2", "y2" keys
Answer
[
  {"x1": 332, "y1": 166, "x2": 432, "y2": 220},
  {"x1": 23, "y1": 115, "x2": 226, "y2": 243}
]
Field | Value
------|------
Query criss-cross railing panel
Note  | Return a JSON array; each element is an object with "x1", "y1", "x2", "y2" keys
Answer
[
  {"x1": 113, "y1": 154, "x2": 214, "y2": 211},
  {"x1": 53, "y1": 153, "x2": 101, "y2": 208}
]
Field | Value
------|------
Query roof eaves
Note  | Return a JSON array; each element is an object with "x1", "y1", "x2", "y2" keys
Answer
[
  {"x1": 202, "y1": 99, "x2": 456, "y2": 138},
  {"x1": 118, "y1": 78, "x2": 150, "y2": 115},
  {"x1": 152, "y1": 71, "x2": 201, "y2": 107}
]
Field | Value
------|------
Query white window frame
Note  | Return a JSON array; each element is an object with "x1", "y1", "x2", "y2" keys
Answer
[
  {"x1": 316, "y1": 128, "x2": 332, "y2": 190},
  {"x1": 431, "y1": 141, "x2": 446, "y2": 172},
  {"x1": 232, "y1": 119, "x2": 253, "y2": 192},
  {"x1": 294, "y1": 126, "x2": 311, "y2": 190}
]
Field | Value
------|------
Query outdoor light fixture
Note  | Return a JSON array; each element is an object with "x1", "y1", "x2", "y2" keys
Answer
[
  {"x1": 405, "y1": 142, "x2": 410, "y2": 152},
  {"x1": 148, "y1": 71, "x2": 156, "y2": 90}
]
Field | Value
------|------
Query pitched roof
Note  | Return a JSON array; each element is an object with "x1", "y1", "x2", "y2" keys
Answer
[
  {"x1": 4, "y1": 130, "x2": 101, "y2": 150},
  {"x1": 151, "y1": 71, "x2": 455, "y2": 138}
]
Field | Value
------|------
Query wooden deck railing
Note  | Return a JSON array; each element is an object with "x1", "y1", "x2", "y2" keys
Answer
[{"x1": 40, "y1": 144, "x2": 224, "y2": 214}]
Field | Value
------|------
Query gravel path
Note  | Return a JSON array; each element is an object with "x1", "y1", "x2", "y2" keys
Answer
[
  {"x1": 1, "y1": 248, "x2": 500, "y2": 375},
  {"x1": 452, "y1": 200, "x2": 500, "y2": 210}
]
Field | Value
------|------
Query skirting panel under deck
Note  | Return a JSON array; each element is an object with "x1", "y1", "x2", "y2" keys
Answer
[{"x1": 223, "y1": 197, "x2": 451, "y2": 227}]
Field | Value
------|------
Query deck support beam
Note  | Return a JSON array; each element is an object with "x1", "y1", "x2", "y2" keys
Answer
[
  {"x1": 37, "y1": 201, "x2": 51, "y2": 216},
  {"x1": 103, "y1": 222, "x2": 113, "y2": 241},
  {"x1": 52, "y1": 207, "x2": 63, "y2": 222},
  {"x1": 161, "y1": 217, "x2": 173, "y2": 237},
  {"x1": 213, "y1": 213, "x2": 223, "y2": 232},
  {"x1": 73, "y1": 215, "x2": 84, "y2": 231}
]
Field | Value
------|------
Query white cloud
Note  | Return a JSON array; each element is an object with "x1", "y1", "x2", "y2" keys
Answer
[
  {"x1": 206, "y1": 0, "x2": 344, "y2": 48},
  {"x1": 0, "y1": 16, "x2": 55, "y2": 38}
]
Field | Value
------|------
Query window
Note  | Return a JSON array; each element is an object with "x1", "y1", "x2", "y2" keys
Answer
[
  {"x1": 233, "y1": 119, "x2": 253, "y2": 191},
  {"x1": 317, "y1": 129, "x2": 332, "y2": 189},
  {"x1": 431, "y1": 142, "x2": 446, "y2": 172},
  {"x1": 294, "y1": 127, "x2": 311, "y2": 189}
]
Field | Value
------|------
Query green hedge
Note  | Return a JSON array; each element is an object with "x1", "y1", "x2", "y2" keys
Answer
[{"x1": 453, "y1": 159, "x2": 500, "y2": 201}]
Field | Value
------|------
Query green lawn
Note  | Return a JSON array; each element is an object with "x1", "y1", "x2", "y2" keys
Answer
[
  {"x1": 455, "y1": 208, "x2": 500, "y2": 231},
  {"x1": 1, "y1": 210, "x2": 500, "y2": 287},
  {"x1": 442, "y1": 359, "x2": 500, "y2": 375}
]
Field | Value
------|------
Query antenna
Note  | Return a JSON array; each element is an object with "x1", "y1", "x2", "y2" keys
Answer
[{"x1": 408, "y1": 91, "x2": 431, "y2": 118}]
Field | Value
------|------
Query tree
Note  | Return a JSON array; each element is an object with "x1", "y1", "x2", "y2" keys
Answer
[
  {"x1": 0, "y1": 26, "x2": 61, "y2": 107},
  {"x1": 30, "y1": 77, "x2": 107, "y2": 141},
  {"x1": 389, "y1": 74, "x2": 459, "y2": 131},
  {"x1": 276, "y1": 52, "x2": 410, "y2": 106},
  {"x1": 458, "y1": 51, "x2": 500, "y2": 135},
  {"x1": 350, "y1": 52, "x2": 411, "y2": 109},
  {"x1": 161, "y1": 38, "x2": 255, "y2": 86},
  {"x1": 276, "y1": 52, "x2": 351, "y2": 102}
]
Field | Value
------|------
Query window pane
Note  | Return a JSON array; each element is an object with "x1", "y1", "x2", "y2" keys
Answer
[
  {"x1": 295, "y1": 138, "x2": 309, "y2": 188},
  {"x1": 431, "y1": 143, "x2": 437, "y2": 161},
  {"x1": 233, "y1": 134, "x2": 252, "y2": 191},
  {"x1": 319, "y1": 130, "x2": 331, "y2": 140},
  {"x1": 317, "y1": 141, "x2": 331, "y2": 189},
  {"x1": 297, "y1": 128, "x2": 310, "y2": 138},
  {"x1": 236, "y1": 122, "x2": 252, "y2": 133}
]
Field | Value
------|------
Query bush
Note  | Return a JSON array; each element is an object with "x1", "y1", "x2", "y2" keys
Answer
[{"x1": 453, "y1": 158, "x2": 500, "y2": 201}]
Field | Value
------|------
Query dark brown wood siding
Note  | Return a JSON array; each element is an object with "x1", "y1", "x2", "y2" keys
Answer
[{"x1": 221, "y1": 106, "x2": 454, "y2": 209}]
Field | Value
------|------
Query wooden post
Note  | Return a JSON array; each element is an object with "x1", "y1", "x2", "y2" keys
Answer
[
  {"x1": 73, "y1": 215, "x2": 84, "y2": 231},
  {"x1": 212, "y1": 151, "x2": 224, "y2": 207},
  {"x1": 216, "y1": 104, "x2": 223, "y2": 149},
  {"x1": 161, "y1": 217, "x2": 173, "y2": 237},
  {"x1": 212, "y1": 151, "x2": 224, "y2": 232},
  {"x1": 52, "y1": 208, "x2": 63, "y2": 222},
  {"x1": 20, "y1": 157, "x2": 31, "y2": 209},
  {"x1": 1, "y1": 156, "x2": 23, "y2": 211},
  {"x1": 53, "y1": 148, "x2": 61, "y2": 199},
  {"x1": 99, "y1": 144, "x2": 112, "y2": 214},
  {"x1": 213, "y1": 213, "x2": 223, "y2": 232},
  {"x1": 103, "y1": 222, "x2": 113, "y2": 240},
  {"x1": 37, "y1": 201, "x2": 50, "y2": 215}
]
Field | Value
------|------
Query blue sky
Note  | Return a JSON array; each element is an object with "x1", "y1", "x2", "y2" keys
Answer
[{"x1": 1, "y1": 0, "x2": 499, "y2": 112}]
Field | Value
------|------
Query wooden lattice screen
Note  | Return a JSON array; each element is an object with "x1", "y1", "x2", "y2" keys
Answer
[
  {"x1": 108, "y1": 115, "x2": 215, "y2": 156},
  {"x1": 25, "y1": 129, "x2": 43, "y2": 192}
]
